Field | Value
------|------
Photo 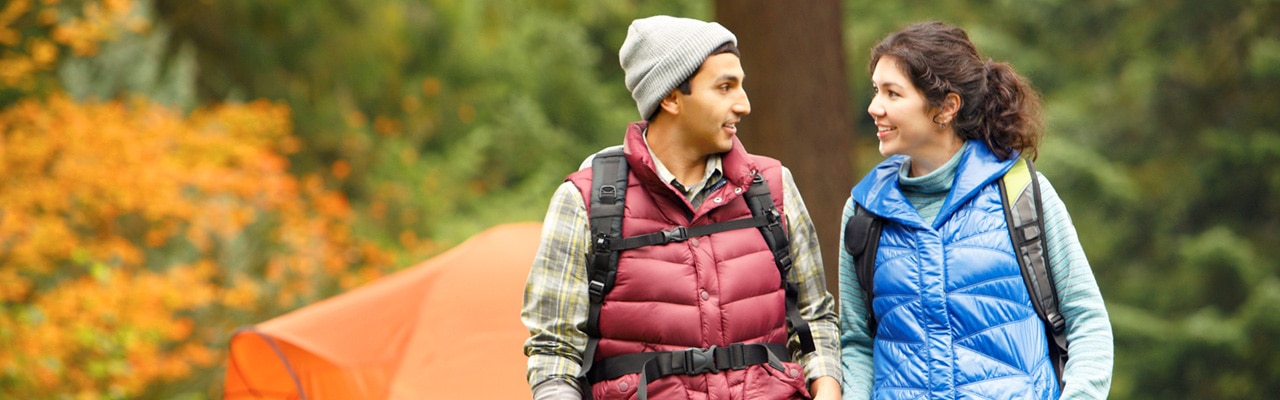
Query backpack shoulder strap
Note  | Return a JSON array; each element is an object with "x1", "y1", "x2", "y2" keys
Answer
[
  {"x1": 999, "y1": 158, "x2": 1067, "y2": 388},
  {"x1": 585, "y1": 147, "x2": 628, "y2": 312},
  {"x1": 578, "y1": 147, "x2": 628, "y2": 397},
  {"x1": 578, "y1": 154, "x2": 818, "y2": 393},
  {"x1": 743, "y1": 173, "x2": 816, "y2": 354},
  {"x1": 843, "y1": 202, "x2": 883, "y2": 336}
]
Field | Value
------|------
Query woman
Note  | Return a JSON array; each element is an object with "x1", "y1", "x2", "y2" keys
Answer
[{"x1": 838, "y1": 21, "x2": 1113, "y2": 399}]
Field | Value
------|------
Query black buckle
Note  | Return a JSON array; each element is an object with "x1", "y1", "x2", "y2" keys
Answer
[
  {"x1": 775, "y1": 252, "x2": 794, "y2": 270},
  {"x1": 767, "y1": 209, "x2": 782, "y2": 224},
  {"x1": 588, "y1": 280, "x2": 606, "y2": 302},
  {"x1": 593, "y1": 233, "x2": 611, "y2": 253},
  {"x1": 661, "y1": 226, "x2": 688, "y2": 243},
  {"x1": 679, "y1": 346, "x2": 718, "y2": 375}
]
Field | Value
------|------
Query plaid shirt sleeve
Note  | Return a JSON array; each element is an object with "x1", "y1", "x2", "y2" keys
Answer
[
  {"x1": 522, "y1": 181, "x2": 591, "y2": 392},
  {"x1": 779, "y1": 167, "x2": 843, "y2": 385}
]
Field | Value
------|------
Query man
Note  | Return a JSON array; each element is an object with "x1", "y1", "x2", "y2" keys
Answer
[{"x1": 522, "y1": 15, "x2": 841, "y2": 400}]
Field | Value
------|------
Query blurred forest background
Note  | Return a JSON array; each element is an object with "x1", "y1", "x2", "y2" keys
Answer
[{"x1": 2, "y1": 0, "x2": 1278, "y2": 398}]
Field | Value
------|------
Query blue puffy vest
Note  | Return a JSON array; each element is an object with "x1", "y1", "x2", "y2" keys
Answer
[{"x1": 850, "y1": 142, "x2": 1060, "y2": 399}]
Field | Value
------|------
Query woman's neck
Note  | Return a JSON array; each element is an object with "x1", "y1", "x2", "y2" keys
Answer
[{"x1": 908, "y1": 135, "x2": 965, "y2": 177}]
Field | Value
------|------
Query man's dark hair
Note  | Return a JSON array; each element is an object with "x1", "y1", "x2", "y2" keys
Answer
[
  {"x1": 647, "y1": 41, "x2": 740, "y2": 121},
  {"x1": 676, "y1": 42, "x2": 740, "y2": 95}
]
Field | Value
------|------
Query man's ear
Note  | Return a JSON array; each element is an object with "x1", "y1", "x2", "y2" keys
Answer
[{"x1": 658, "y1": 90, "x2": 681, "y2": 116}]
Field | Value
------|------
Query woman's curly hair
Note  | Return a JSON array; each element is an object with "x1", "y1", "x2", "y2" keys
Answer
[{"x1": 869, "y1": 21, "x2": 1044, "y2": 160}]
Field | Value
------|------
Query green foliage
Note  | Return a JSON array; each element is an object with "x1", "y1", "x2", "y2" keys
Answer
[{"x1": 150, "y1": 0, "x2": 708, "y2": 258}]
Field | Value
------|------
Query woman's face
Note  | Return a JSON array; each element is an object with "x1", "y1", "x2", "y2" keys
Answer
[{"x1": 867, "y1": 56, "x2": 946, "y2": 160}]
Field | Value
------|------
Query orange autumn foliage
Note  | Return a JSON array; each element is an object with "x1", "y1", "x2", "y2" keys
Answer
[
  {"x1": 1, "y1": 0, "x2": 147, "y2": 91},
  {"x1": 0, "y1": 94, "x2": 393, "y2": 398}
]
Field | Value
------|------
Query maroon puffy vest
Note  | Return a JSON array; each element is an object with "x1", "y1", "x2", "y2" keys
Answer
[{"x1": 566, "y1": 122, "x2": 810, "y2": 399}]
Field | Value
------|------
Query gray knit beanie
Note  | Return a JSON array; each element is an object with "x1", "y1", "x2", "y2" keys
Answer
[{"x1": 619, "y1": 16, "x2": 737, "y2": 119}]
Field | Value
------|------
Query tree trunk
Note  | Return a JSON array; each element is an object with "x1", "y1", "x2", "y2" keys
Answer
[{"x1": 716, "y1": 0, "x2": 857, "y2": 298}]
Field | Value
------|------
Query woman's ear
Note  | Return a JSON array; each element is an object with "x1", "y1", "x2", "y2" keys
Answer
[{"x1": 939, "y1": 92, "x2": 961, "y2": 124}]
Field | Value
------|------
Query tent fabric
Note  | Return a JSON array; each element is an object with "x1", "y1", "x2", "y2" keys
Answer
[{"x1": 223, "y1": 222, "x2": 541, "y2": 399}]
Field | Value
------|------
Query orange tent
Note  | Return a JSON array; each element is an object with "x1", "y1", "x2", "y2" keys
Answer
[{"x1": 223, "y1": 222, "x2": 541, "y2": 399}]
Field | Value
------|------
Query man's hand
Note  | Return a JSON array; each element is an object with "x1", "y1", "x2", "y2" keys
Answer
[{"x1": 809, "y1": 375, "x2": 841, "y2": 400}]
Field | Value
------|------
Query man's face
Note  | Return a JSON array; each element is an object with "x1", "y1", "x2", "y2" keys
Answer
[{"x1": 672, "y1": 53, "x2": 751, "y2": 156}]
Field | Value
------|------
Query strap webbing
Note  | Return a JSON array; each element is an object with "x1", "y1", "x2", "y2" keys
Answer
[
  {"x1": 586, "y1": 343, "x2": 789, "y2": 383},
  {"x1": 601, "y1": 215, "x2": 771, "y2": 252},
  {"x1": 743, "y1": 173, "x2": 815, "y2": 354},
  {"x1": 587, "y1": 343, "x2": 790, "y2": 400},
  {"x1": 578, "y1": 148, "x2": 628, "y2": 398},
  {"x1": 1000, "y1": 158, "x2": 1067, "y2": 388}
]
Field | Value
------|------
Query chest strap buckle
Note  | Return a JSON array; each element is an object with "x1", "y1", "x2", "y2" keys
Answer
[
  {"x1": 661, "y1": 226, "x2": 688, "y2": 243},
  {"x1": 675, "y1": 345, "x2": 717, "y2": 375}
]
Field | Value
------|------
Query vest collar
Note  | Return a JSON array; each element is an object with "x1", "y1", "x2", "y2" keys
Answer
[
  {"x1": 622, "y1": 121, "x2": 760, "y2": 215},
  {"x1": 853, "y1": 141, "x2": 1019, "y2": 229}
]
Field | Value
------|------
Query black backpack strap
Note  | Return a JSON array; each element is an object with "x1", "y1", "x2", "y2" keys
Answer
[
  {"x1": 577, "y1": 157, "x2": 812, "y2": 396},
  {"x1": 600, "y1": 216, "x2": 770, "y2": 252},
  {"x1": 586, "y1": 343, "x2": 790, "y2": 396},
  {"x1": 743, "y1": 173, "x2": 816, "y2": 354},
  {"x1": 578, "y1": 147, "x2": 628, "y2": 398},
  {"x1": 999, "y1": 158, "x2": 1067, "y2": 388},
  {"x1": 843, "y1": 202, "x2": 883, "y2": 336}
]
